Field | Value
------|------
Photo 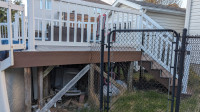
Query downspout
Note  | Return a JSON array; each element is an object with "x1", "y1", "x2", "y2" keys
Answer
[
  {"x1": 184, "y1": 0, "x2": 192, "y2": 34},
  {"x1": 182, "y1": 0, "x2": 192, "y2": 94}
]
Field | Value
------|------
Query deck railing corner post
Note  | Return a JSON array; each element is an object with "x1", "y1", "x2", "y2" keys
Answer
[{"x1": 28, "y1": 0, "x2": 35, "y2": 51}]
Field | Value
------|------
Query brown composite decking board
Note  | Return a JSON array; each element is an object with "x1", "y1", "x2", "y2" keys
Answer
[{"x1": 12, "y1": 51, "x2": 142, "y2": 68}]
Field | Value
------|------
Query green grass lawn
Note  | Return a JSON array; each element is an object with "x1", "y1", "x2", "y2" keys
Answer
[
  {"x1": 80, "y1": 69, "x2": 200, "y2": 112},
  {"x1": 111, "y1": 91, "x2": 169, "y2": 112},
  {"x1": 110, "y1": 69, "x2": 200, "y2": 112}
]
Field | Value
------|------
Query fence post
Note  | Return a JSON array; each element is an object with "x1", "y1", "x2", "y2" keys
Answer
[
  {"x1": 171, "y1": 33, "x2": 180, "y2": 112},
  {"x1": 106, "y1": 30, "x2": 112, "y2": 112},
  {"x1": 100, "y1": 29, "x2": 105, "y2": 111},
  {"x1": 175, "y1": 28, "x2": 187, "y2": 112},
  {"x1": 28, "y1": 0, "x2": 35, "y2": 50}
]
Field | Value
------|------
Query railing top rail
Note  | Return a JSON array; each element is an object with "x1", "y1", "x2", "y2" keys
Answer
[
  {"x1": 108, "y1": 29, "x2": 179, "y2": 37},
  {"x1": 60, "y1": 0, "x2": 141, "y2": 15},
  {"x1": 0, "y1": 1, "x2": 24, "y2": 11},
  {"x1": 0, "y1": 23, "x2": 7, "y2": 25},
  {"x1": 187, "y1": 35, "x2": 200, "y2": 38}
]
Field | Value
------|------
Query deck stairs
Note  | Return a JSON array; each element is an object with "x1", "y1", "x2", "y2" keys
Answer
[
  {"x1": 139, "y1": 54, "x2": 178, "y2": 94},
  {"x1": 139, "y1": 13, "x2": 190, "y2": 95}
]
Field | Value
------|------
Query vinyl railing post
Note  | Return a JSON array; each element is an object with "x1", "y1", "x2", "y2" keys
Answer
[
  {"x1": 28, "y1": 0, "x2": 35, "y2": 51},
  {"x1": 7, "y1": 0, "x2": 14, "y2": 65}
]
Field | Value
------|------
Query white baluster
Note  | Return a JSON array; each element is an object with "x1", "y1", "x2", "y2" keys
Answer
[
  {"x1": 42, "y1": 20, "x2": 46, "y2": 42},
  {"x1": 50, "y1": 0, "x2": 54, "y2": 42},
  {"x1": 111, "y1": 11, "x2": 114, "y2": 30},
  {"x1": 14, "y1": 13, "x2": 19, "y2": 40},
  {"x1": 99, "y1": 9, "x2": 103, "y2": 42},
  {"x1": 159, "y1": 33, "x2": 164, "y2": 62},
  {"x1": 87, "y1": 9, "x2": 91, "y2": 42},
  {"x1": 168, "y1": 43, "x2": 172, "y2": 70},
  {"x1": 164, "y1": 40, "x2": 169, "y2": 65},
  {"x1": 0, "y1": 25, "x2": 1, "y2": 45},
  {"x1": 74, "y1": 5, "x2": 77, "y2": 42},
  {"x1": 126, "y1": 13, "x2": 129, "y2": 29},
  {"x1": 122, "y1": 13, "x2": 124, "y2": 29},
  {"x1": 154, "y1": 32, "x2": 159, "y2": 59},
  {"x1": 21, "y1": 7, "x2": 26, "y2": 46},
  {"x1": 81, "y1": 12, "x2": 84, "y2": 43},
  {"x1": 59, "y1": 2, "x2": 62, "y2": 42},
  {"x1": 67, "y1": 5, "x2": 70, "y2": 42},
  {"x1": 93, "y1": 8, "x2": 97, "y2": 43},
  {"x1": 116, "y1": 12, "x2": 119, "y2": 29},
  {"x1": 37, "y1": 19, "x2": 39, "y2": 39}
]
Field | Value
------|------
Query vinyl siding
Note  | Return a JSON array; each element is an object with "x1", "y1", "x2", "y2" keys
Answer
[
  {"x1": 188, "y1": 0, "x2": 200, "y2": 35},
  {"x1": 117, "y1": 4, "x2": 185, "y2": 33},
  {"x1": 146, "y1": 11, "x2": 185, "y2": 33}
]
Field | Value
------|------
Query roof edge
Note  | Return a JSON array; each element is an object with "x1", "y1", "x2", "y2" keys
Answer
[
  {"x1": 143, "y1": 6, "x2": 186, "y2": 16},
  {"x1": 114, "y1": 0, "x2": 185, "y2": 15}
]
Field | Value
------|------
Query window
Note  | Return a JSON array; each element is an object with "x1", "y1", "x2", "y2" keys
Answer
[
  {"x1": 45, "y1": 0, "x2": 52, "y2": 10},
  {"x1": 40, "y1": 0, "x2": 42, "y2": 9}
]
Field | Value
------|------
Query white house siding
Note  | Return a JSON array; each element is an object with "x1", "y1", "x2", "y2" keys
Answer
[
  {"x1": 146, "y1": 11, "x2": 185, "y2": 33},
  {"x1": 188, "y1": 0, "x2": 200, "y2": 35},
  {"x1": 118, "y1": 4, "x2": 137, "y2": 10},
  {"x1": 117, "y1": 4, "x2": 185, "y2": 33}
]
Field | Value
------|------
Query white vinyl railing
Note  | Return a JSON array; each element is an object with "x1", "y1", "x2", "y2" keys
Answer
[
  {"x1": 142, "y1": 13, "x2": 178, "y2": 75},
  {"x1": 33, "y1": 0, "x2": 142, "y2": 47},
  {"x1": 0, "y1": 1, "x2": 26, "y2": 71},
  {"x1": 0, "y1": 1, "x2": 26, "y2": 52},
  {"x1": 0, "y1": 23, "x2": 8, "y2": 41}
]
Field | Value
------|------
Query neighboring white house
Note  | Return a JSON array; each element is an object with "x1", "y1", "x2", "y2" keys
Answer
[
  {"x1": 184, "y1": 0, "x2": 200, "y2": 75},
  {"x1": 113, "y1": 0, "x2": 186, "y2": 33},
  {"x1": 185, "y1": 0, "x2": 200, "y2": 35}
]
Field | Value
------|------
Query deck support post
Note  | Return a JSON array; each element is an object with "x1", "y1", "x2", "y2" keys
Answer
[
  {"x1": 89, "y1": 64, "x2": 95, "y2": 94},
  {"x1": 88, "y1": 64, "x2": 99, "y2": 106},
  {"x1": 128, "y1": 62, "x2": 134, "y2": 91},
  {"x1": 24, "y1": 68, "x2": 32, "y2": 112},
  {"x1": 43, "y1": 75, "x2": 49, "y2": 98},
  {"x1": 37, "y1": 67, "x2": 43, "y2": 109}
]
